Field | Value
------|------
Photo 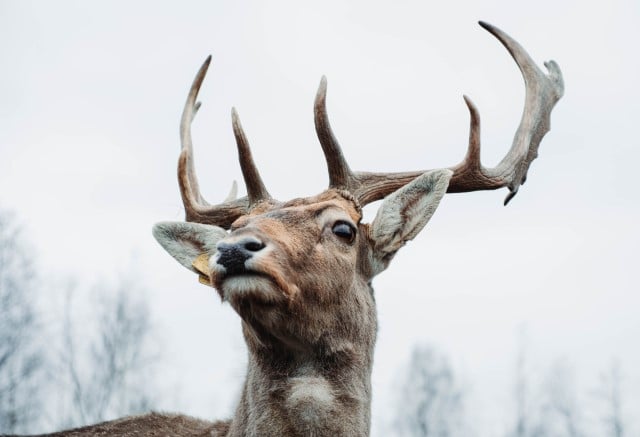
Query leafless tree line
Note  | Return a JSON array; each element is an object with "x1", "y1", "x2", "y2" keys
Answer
[
  {"x1": 395, "y1": 339, "x2": 631, "y2": 437},
  {"x1": 53, "y1": 279, "x2": 157, "y2": 430},
  {"x1": 0, "y1": 209, "x2": 158, "y2": 434},
  {"x1": 508, "y1": 339, "x2": 629, "y2": 437},
  {"x1": 0, "y1": 211, "x2": 43, "y2": 433},
  {"x1": 395, "y1": 345, "x2": 467, "y2": 437}
]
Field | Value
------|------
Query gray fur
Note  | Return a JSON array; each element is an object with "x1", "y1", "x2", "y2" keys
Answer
[
  {"x1": 370, "y1": 169, "x2": 452, "y2": 273},
  {"x1": 152, "y1": 221, "x2": 227, "y2": 273}
]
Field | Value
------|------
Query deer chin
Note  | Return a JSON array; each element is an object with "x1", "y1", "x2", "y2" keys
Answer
[{"x1": 215, "y1": 271, "x2": 289, "y2": 307}]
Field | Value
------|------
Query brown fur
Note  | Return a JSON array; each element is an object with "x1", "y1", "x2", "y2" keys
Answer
[
  {"x1": 214, "y1": 190, "x2": 376, "y2": 436},
  {"x1": 3, "y1": 413, "x2": 229, "y2": 436}
]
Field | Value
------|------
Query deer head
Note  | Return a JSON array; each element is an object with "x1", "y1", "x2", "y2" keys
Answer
[{"x1": 152, "y1": 21, "x2": 563, "y2": 436}]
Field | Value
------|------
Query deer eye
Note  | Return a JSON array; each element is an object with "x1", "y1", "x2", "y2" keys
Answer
[{"x1": 332, "y1": 221, "x2": 356, "y2": 243}]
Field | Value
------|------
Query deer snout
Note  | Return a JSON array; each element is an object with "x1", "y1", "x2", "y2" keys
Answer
[{"x1": 215, "y1": 236, "x2": 265, "y2": 275}]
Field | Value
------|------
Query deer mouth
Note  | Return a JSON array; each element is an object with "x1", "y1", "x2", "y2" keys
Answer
[
  {"x1": 210, "y1": 253, "x2": 300, "y2": 304},
  {"x1": 215, "y1": 269, "x2": 287, "y2": 305},
  {"x1": 222, "y1": 270, "x2": 272, "y2": 285}
]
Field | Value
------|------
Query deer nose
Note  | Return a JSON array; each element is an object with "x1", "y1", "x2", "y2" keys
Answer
[{"x1": 215, "y1": 237, "x2": 265, "y2": 275}]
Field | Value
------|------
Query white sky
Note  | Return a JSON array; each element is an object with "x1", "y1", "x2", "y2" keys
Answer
[{"x1": 1, "y1": 1, "x2": 639, "y2": 435}]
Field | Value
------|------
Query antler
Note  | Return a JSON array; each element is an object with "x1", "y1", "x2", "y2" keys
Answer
[
  {"x1": 176, "y1": 22, "x2": 562, "y2": 228},
  {"x1": 314, "y1": 21, "x2": 564, "y2": 206},
  {"x1": 178, "y1": 56, "x2": 270, "y2": 228}
]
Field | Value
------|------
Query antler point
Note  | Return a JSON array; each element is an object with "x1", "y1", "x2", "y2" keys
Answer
[
  {"x1": 201, "y1": 55, "x2": 213, "y2": 72},
  {"x1": 478, "y1": 20, "x2": 491, "y2": 31},
  {"x1": 503, "y1": 189, "x2": 518, "y2": 206},
  {"x1": 462, "y1": 94, "x2": 475, "y2": 108},
  {"x1": 316, "y1": 76, "x2": 328, "y2": 99}
]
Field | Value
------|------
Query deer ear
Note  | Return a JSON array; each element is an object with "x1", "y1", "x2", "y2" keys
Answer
[
  {"x1": 369, "y1": 169, "x2": 452, "y2": 274},
  {"x1": 152, "y1": 221, "x2": 227, "y2": 274}
]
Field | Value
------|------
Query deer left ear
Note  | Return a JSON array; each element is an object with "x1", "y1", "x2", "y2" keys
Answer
[
  {"x1": 369, "y1": 169, "x2": 452, "y2": 274},
  {"x1": 152, "y1": 221, "x2": 227, "y2": 276}
]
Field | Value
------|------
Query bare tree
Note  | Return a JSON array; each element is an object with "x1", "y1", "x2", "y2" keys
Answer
[
  {"x1": 595, "y1": 360, "x2": 625, "y2": 437},
  {"x1": 507, "y1": 327, "x2": 549, "y2": 437},
  {"x1": 395, "y1": 345, "x2": 466, "y2": 436},
  {"x1": 512, "y1": 328, "x2": 530, "y2": 437},
  {"x1": 0, "y1": 209, "x2": 159, "y2": 433},
  {"x1": 535, "y1": 360, "x2": 583, "y2": 437},
  {"x1": 56, "y1": 277, "x2": 157, "y2": 429},
  {"x1": 0, "y1": 210, "x2": 45, "y2": 434}
]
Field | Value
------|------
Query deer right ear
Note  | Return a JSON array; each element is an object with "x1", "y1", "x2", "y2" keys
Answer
[
  {"x1": 369, "y1": 169, "x2": 452, "y2": 275},
  {"x1": 152, "y1": 221, "x2": 227, "y2": 274}
]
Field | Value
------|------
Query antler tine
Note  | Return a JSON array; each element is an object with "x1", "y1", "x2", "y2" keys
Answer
[
  {"x1": 314, "y1": 76, "x2": 356, "y2": 191},
  {"x1": 326, "y1": 22, "x2": 563, "y2": 207},
  {"x1": 224, "y1": 180, "x2": 238, "y2": 202},
  {"x1": 179, "y1": 56, "x2": 211, "y2": 209},
  {"x1": 475, "y1": 21, "x2": 564, "y2": 204},
  {"x1": 231, "y1": 108, "x2": 271, "y2": 204},
  {"x1": 177, "y1": 56, "x2": 250, "y2": 228}
]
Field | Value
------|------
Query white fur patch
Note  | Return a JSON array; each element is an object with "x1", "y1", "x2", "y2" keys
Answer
[
  {"x1": 219, "y1": 275, "x2": 282, "y2": 304},
  {"x1": 286, "y1": 376, "x2": 335, "y2": 427}
]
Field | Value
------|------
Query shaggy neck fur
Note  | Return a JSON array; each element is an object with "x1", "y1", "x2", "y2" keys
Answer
[{"x1": 226, "y1": 324, "x2": 376, "y2": 437}]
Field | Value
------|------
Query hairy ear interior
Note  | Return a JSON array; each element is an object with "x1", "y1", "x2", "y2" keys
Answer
[
  {"x1": 369, "y1": 169, "x2": 452, "y2": 274},
  {"x1": 152, "y1": 221, "x2": 227, "y2": 273}
]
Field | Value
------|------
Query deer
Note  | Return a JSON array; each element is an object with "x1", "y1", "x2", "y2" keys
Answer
[{"x1": 10, "y1": 21, "x2": 563, "y2": 437}]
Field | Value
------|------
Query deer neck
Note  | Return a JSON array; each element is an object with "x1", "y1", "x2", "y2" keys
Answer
[{"x1": 227, "y1": 308, "x2": 377, "y2": 436}]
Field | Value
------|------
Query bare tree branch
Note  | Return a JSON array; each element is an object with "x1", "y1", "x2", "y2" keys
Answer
[
  {"x1": 595, "y1": 360, "x2": 626, "y2": 437},
  {"x1": 56, "y1": 276, "x2": 158, "y2": 428},
  {"x1": 395, "y1": 345, "x2": 466, "y2": 436},
  {"x1": 0, "y1": 209, "x2": 46, "y2": 434}
]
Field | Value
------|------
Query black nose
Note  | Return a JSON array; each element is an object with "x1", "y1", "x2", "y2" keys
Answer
[{"x1": 216, "y1": 237, "x2": 265, "y2": 275}]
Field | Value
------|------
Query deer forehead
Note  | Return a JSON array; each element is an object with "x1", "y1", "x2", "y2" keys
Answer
[{"x1": 231, "y1": 191, "x2": 362, "y2": 234}]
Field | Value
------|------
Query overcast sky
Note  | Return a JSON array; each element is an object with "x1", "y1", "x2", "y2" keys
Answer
[{"x1": 1, "y1": 1, "x2": 639, "y2": 435}]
